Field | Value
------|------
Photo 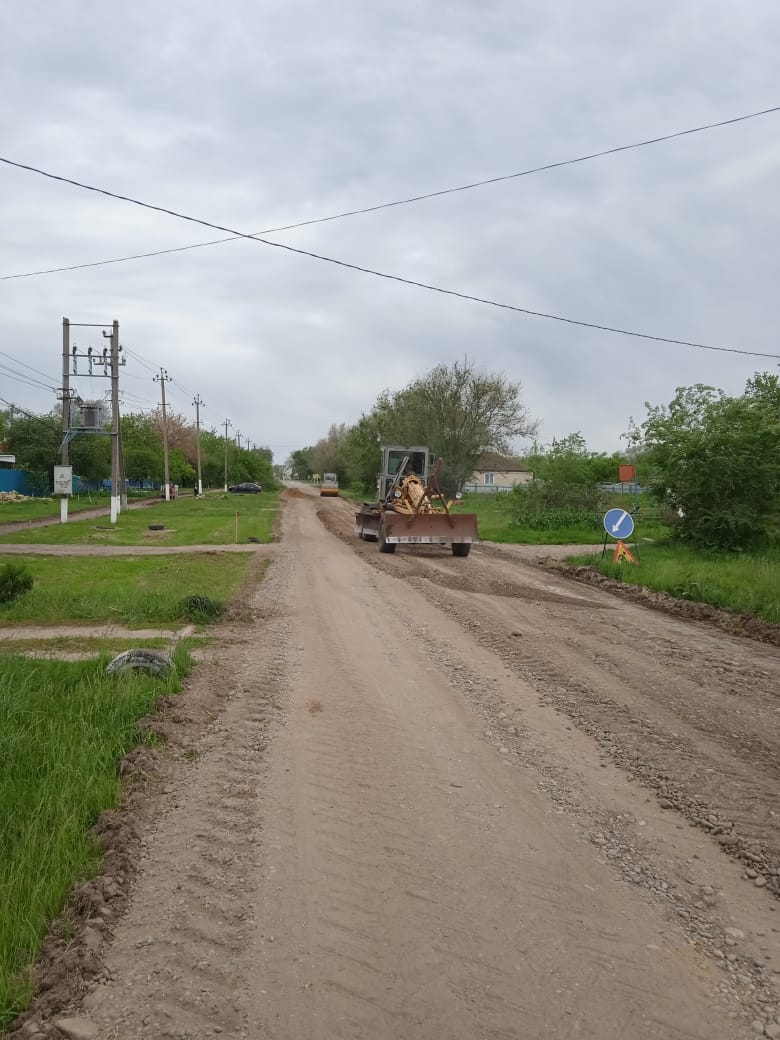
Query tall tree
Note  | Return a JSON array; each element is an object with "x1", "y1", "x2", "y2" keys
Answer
[
  {"x1": 311, "y1": 424, "x2": 350, "y2": 482},
  {"x1": 354, "y1": 359, "x2": 537, "y2": 494},
  {"x1": 640, "y1": 374, "x2": 780, "y2": 550}
]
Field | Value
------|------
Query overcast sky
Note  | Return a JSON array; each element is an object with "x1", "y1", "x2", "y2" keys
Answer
[{"x1": 1, "y1": 0, "x2": 779, "y2": 464}]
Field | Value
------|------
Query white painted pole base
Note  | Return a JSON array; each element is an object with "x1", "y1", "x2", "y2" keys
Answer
[
  {"x1": 110, "y1": 496, "x2": 119, "y2": 524},
  {"x1": 60, "y1": 497, "x2": 68, "y2": 524}
]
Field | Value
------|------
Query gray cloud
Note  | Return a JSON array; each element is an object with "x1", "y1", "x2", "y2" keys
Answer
[{"x1": 1, "y1": 0, "x2": 779, "y2": 466}]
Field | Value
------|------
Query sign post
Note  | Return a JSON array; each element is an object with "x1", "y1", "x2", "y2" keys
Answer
[
  {"x1": 601, "y1": 507, "x2": 639, "y2": 561},
  {"x1": 54, "y1": 465, "x2": 73, "y2": 524}
]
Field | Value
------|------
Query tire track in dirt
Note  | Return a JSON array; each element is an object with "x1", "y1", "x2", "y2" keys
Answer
[
  {"x1": 315, "y1": 496, "x2": 780, "y2": 898},
  {"x1": 248, "y1": 499, "x2": 739, "y2": 1039},
  {"x1": 80, "y1": 551, "x2": 295, "y2": 1039}
]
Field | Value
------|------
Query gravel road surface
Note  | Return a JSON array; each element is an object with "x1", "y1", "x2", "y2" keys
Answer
[{"x1": 13, "y1": 489, "x2": 780, "y2": 1040}]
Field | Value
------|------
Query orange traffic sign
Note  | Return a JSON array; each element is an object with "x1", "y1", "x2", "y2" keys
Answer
[{"x1": 613, "y1": 540, "x2": 637, "y2": 564}]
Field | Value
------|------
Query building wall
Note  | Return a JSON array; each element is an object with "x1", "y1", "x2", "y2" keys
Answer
[
  {"x1": 471, "y1": 469, "x2": 533, "y2": 488},
  {"x1": 0, "y1": 470, "x2": 34, "y2": 494}
]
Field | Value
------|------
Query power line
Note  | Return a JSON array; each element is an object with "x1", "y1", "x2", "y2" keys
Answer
[
  {"x1": 1, "y1": 150, "x2": 779, "y2": 360},
  {"x1": 0, "y1": 395, "x2": 58, "y2": 423},
  {"x1": 123, "y1": 346, "x2": 159, "y2": 375},
  {"x1": 0, "y1": 361, "x2": 58, "y2": 393},
  {"x1": 0, "y1": 348, "x2": 57, "y2": 383},
  {"x1": 1, "y1": 104, "x2": 779, "y2": 283}
]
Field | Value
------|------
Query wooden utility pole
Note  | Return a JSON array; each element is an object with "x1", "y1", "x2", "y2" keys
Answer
[
  {"x1": 223, "y1": 418, "x2": 231, "y2": 491},
  {"x1": 109, "y1": 320, "x2": 120, "y2": 524},
  {"x1": 154, "y1": 368, "x2": 172, "y2": 500},
  {"x1": 60, "y1": 317, "x2": 70, "y2": 524},
  {"x1": 193, "y1": 394, "x2": 205, "y2": 495}
]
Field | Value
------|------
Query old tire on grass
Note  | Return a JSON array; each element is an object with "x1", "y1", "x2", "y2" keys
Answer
[{"x1": 106, "y1": 648, "x2": 176, "y2": 677}]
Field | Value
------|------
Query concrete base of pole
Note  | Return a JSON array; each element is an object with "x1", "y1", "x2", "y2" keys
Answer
[
  {"x1": 110, "y1": 496, "x2": 119, "y2": 524},
  {"x1": 60, "y1": 497, "x2": 68, "y2": 524}
]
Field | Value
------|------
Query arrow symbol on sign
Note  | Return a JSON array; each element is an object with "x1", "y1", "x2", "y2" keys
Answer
[{"x1": 611, "y1": 510, "x2": 629, "y2": 533}]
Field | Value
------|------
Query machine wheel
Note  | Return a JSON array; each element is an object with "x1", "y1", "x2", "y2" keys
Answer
[
  {"x1": 451, "y1": 542, "x2": 471, "y2": 557},
  {"x1": 378, "y1": 524, "x2": 396, "y2": 553}
]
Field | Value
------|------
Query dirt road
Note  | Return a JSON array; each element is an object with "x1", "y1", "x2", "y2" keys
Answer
[{"x1": 30, "y1": 490, "x2": 780, "y2": 1039}]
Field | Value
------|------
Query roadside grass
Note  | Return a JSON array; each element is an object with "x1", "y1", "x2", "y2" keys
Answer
[
  {"x1": 0, "y1": 491, "x2": 279, "y2": 547},
  {"x1": 0, "y1": 648, "x2": 190, "y2": 1028},
  {"x1": 0, "y1": 492, "x2": 158, "y2": 525},
  {"x1": 0, "y1": 635, "x2": 212, "y2": 658},
  {"x1": 0, "y1": 554, "x2": 254, "y2": 627},
  {"x1": 459, "y1": 493, "x2": 670, "y2": 545},
  {"x1": 570, "y1": 543, "x2": 780, "y2": 623}
]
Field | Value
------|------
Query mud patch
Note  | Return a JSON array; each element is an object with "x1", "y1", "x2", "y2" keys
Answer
[{"x1": 543, "y1": 559, "x2": 780, "y2": 648}]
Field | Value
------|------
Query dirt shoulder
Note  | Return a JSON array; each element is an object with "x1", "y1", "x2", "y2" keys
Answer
[{"x1": 8, "y1": 494, "x2": 780, "y2": 1039}]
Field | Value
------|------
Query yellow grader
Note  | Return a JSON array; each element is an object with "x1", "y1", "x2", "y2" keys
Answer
[{"x1": 354, "y1": 446, "x2": 478, "y2": 556}]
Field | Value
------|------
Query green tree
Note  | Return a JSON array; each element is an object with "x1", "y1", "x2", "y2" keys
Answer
[
  {"x1": 70, "y1": 432, "x2": 111, "y2": 483},
  {"x1": 525, "y1": 432, "x2": 621, "y2": 489},
  {"x1": 348, "y1": 359, "x2": 537, "y2": 495},
  {"x1": 640, "y1": 375, "x2": 780, "y2": 550},
  {"x1": 5, "y1": 411, "x2": 60, "y2": 478},
  {"x1": 288, "y1": 447, "x2": 315, "y2": 480},
  {"x1": 311, "y1": 424, "x2": 350, "y2": 483}
]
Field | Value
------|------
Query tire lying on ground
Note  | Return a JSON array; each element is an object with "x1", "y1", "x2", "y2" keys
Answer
[{"x1": 106, "y1": 648, "x2": 176, "y2": 677}]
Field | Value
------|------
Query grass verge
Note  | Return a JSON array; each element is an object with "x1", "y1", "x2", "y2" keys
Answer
[
  {"x1": 0, "y1": 648, "x2": 189, "y2": 1028},
  {"x1": 0, "y1": 554, "x2": 254, "y2": 626},
  {"x1": 0, "y1": 493, "x2": 158, "y2": 525},
  {"x1": 569, "y1": 543, "x2": 780, "y2": 623},
  {"x1": 459, "y1": 493, "x2": 669, "y2": 545},
  {"x1": 0, "y1": 491, "x2": 279, "y2": 547}
]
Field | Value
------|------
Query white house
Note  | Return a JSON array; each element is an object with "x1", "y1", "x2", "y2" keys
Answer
[{"x1": 465, "y1": 452, "x2": 533, "y2": 493}]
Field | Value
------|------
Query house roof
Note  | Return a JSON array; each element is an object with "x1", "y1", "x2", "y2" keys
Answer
[{"x1": 475, "y1": 452, "x2": 529, "y2": 473}]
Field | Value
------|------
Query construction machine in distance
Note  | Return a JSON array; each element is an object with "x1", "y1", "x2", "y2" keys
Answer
[
  {"x1": 320, "y1": 473, "x2": 340, "y2": 497},
  {"x1": 355, "y1": 445, "x2": 478, "y2": 556}
]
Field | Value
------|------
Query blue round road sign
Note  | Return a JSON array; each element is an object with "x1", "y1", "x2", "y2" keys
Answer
[{"x1": 603, "y1": 508, "x2": 635, "y2": 540}]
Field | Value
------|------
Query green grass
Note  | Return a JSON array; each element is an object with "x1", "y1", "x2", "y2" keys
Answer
[
  {"x1": 0, "y1": 491, "x2": 279, "y2": 547},
  {"x1": 570, "y1": 543, "x2": 780, "y2": 623},
  {"x1": 0, "y1": 491, "x2": 160, "y2": 525},
  {"x1": 0, "y1": 650, "x2": 189, "y2": 1028},
  {"x1": 458, "y1": 492, "x2": 669, "y2": 545},
  {"x1": 0, "y1": 554, "x2": 255, "y2": 626},
  {"x1": 0, "y1": 635, "x2": 212, "y2": 657}
]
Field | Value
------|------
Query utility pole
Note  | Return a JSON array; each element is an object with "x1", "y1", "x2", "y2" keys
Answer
[
  {"x1": 59, "y1": 317, "x2": 70, "y2": 524},
  {"x1": 235, "y1": 430, "x2": 242, "y2": 450},
  {"x1": 223, "y1": 418, "x2": 231, "y2": 491},
  {"x1": 109, "y1": 316, "x2": 121, "y2": 524},
  {"x1": 154, "y1": 368, "x2": 172, "y2": 501},
  {"x1": 193, "y1": 394, "x2": 205, "y2": 495}
]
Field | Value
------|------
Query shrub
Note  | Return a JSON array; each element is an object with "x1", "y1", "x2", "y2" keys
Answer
[
  {"x1": 179, "y1": 594, "x2": 223, "y2": 622},
  {"x1": 0, "y1": 563, "x2": 34, "y2": 604},
  {"x1": 508, "y1": 481, "x2": 604, "y2": 530}
]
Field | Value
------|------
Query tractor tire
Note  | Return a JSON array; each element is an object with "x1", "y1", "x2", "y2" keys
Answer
[
  {"x1": 451, "y1": 542, "x2": 471, "y2": 557},
  {"x1": 378, "y1": 524, "x2": 396, "y2": 553}
]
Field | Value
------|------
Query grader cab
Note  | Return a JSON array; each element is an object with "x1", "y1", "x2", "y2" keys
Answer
[{"x1": 355, "y1": 446, "x2": 477, "y2": 556}]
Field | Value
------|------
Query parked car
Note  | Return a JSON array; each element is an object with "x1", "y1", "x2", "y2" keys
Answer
[{"x1": 228, "y1": 482, "x2": 262, "y2": 494}]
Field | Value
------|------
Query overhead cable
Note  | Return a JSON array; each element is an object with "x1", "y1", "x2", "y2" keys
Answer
[
  {"x1": 1, "y1": 103, "x2": 778, "y2": 282},
  {"x1": 0, "y1": 151, "x2": 778, "y2": 359}
]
